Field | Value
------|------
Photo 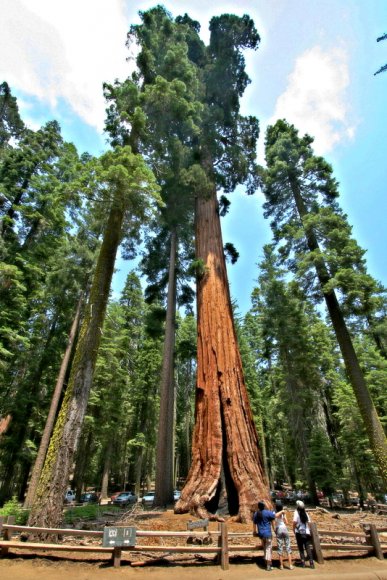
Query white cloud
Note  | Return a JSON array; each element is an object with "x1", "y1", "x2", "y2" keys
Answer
[
  {"x1": 270, "y1": 45, "x2": 357, "y2": 154},
  {"x1": 1, "y1": 0, "x2": 132, "y2": 131}
]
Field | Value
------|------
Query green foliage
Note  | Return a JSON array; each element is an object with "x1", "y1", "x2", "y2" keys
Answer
[
  {"x1": 0, "y1": 82, "x2": 25, "y2": 151},
  {"x1": 175, "y1": 312, "x2": 196, "y2": 478},
  {"x1": 63, "y1": 504, "x2": 121, "y2": 523},
  {"x1": 309, "y1": 429, "x2": 337, "y2": 495},
  {"x1": 224, "y1": 242, "x2": 239, "y2": 264},
  {"x1": 0, "y1": 497, "x2": 29, "y2": 523},
  {"x1": 245, "y1": 244, "x2": 352, "y2": 491},
  {"x1": 261, "y1": 120, "x2": 387, "y2": 490},
  {"x1": 188, "y1": 258, "x2": 208, "y2": 279},
  {"x1": 85, "y1": 272, "x2": 163, "y2": 492}
]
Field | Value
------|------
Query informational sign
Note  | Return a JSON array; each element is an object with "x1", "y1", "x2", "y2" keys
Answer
[
  {"x1": 187, "y1": 518, "x2": 209, "y2": 530},
  {"x1": 103, "y1": 526, "x2": 136, "y2": 547}
]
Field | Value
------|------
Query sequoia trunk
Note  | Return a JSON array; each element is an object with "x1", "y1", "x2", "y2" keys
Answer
[{"x1": 175, "y1": 189, "x2": 269, "y2": 522}]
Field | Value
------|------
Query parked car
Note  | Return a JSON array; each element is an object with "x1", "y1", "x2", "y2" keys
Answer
[
  {"x1": 110, "y1": 490, "x2": 126, "y2": 502},
  {"x1": 332, "y1": 493, "x2": 344, "y2": 506},
  {"x1": 347, "y1": 496, "x2": 360, "y2": 506},
  {"x1": 64, "y1": 490, "x2": 76, "y2": 503},
  {"x1": 80, "y1": 492, "x2": 99, "y2": 504},
  {"x1": 142, "y1": 491, "x2": 156, "y2": 506},
  {"x1": 112, "y1": 491, "x2": 137, "y2": 507},
  {"x1": 173, "y1": 490, "x2": 181, "y2": 501}
]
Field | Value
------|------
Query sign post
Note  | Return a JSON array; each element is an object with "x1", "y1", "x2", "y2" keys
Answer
[
  {"x1": 103, "y1": 526, "x2": 136, "y2": 547},
  {"x1": 103, "y1": 526, "x2": 136, "y2": 568}
]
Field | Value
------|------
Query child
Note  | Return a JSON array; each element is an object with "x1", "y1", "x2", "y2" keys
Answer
[{"x1": 275, "y1": 501, "x2": 293, "y2": 570}]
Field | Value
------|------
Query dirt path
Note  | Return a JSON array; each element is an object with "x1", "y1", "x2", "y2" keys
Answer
[{"x1": 0, "y1": 556, "x2": 386, "y2": 580}]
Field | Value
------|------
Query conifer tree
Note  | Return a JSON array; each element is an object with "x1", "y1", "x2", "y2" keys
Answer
[
  {"x1": 104, "y1": 7, "x2": 200, "y2": 506},
  {"x1": 262, "y1": 120, "x2": 387, "y2": 485},
  {"x1": 0, "y1": 82, "x2": 25, "y2": 152},
  {"x1": 0, "y1": 124, "x2": 89, "y2": 504},
  {"x1": 27, "y1": 147, "x2": 160, "y2": 528}
]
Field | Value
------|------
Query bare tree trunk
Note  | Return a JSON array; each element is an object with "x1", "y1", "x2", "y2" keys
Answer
[
  {"x1": 175, "y1": 189, "x2": 269, "y2": 522},
  {"x1": 24, "y1": 294, "x2": 83, "y2": 508},
  {"x1": 100, "y1": 439, "x2": 113, "y2": 500},
  {"x1": 134, "y1": 446, "x2": 145, "y2": 497},
  {"x1": 27, "y1": 200, "x2": 124, "y2": 530},
  {"x1": 155, "y1": 229, "x2": 177, "y2": 506},
  {"x1": 73, "y1": 429, "x2": 93, "y2": 500}
]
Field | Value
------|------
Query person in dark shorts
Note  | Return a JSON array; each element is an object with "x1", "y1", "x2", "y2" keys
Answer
[{"x1": 293, "y1": 500, "x2": 314, "y2": 568}]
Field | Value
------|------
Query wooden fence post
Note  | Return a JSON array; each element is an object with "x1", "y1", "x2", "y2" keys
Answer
[
  {"x1": 0, "y1": 515, "x2": 13, "y2": 555},
  {"x1": 367, "y1": 523, "x2": 384, "y2": 560},
  {"x1": 4, "y1": 515, "x2": 15, "y2": 541},
  {"x1": 112, "y1": 546, "x2": 122, "y2": 567},
  {"x1": 310, "y1": 522, "x2": 324, "y2": 564},
  {"x1": 218, "y1": 522, "x2": 229, "y2": 570}
]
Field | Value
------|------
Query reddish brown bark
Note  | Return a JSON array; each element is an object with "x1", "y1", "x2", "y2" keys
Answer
[
  {"x1": 0, "y1": 414, "x2": 11, "y2": 436},
  {"x1": 175, "y1": 190, "x2": 269, "y2": 522}
]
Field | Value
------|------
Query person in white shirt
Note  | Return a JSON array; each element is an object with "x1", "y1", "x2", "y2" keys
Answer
[{"x1": 292, "y1": 500, "x2": 314, "y2": 568}]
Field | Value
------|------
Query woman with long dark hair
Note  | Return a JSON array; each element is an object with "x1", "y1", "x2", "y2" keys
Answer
[{"x1": 292, "y1": 500, "x2": 315, "y2": 568}]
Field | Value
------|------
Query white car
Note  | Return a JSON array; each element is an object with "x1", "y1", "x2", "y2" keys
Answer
[
  {"x1": 142, "y1": 491, "x2": 155, "y2": 506},
  {"x1": 64, "y1": 490, "x2": 76, "y2": 503}
]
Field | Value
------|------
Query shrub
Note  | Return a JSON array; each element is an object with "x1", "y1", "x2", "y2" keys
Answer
[{"x1": 0, "y1": 496, "x2": 29, "y2": 524}]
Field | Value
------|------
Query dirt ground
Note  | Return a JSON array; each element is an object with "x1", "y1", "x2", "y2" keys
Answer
[{"x1": 1, "y1": 507, "x2": 386, "y2": 580}]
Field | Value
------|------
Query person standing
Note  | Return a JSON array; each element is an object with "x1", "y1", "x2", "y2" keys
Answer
[
  {"x1": 275, "y1": 501, "x2": 293, "y2": 570},
  {"x1": 253, "y1": 501, "x2": 276, "y2": 571},
  {"x1": 293, "y1": 500, "x2": 315, "y2": 568}
]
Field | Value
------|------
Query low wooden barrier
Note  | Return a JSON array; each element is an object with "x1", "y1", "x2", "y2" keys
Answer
[
  {"x1": 309, "y1": 522, "x2": 385, "y2": 564},
  {"x1": 0, "y1": 516, "x2": 227, "y2": 569},
  {"x1": 0, "y1": 515, "x2": 386, "y2": 569},
  {"x1": 376, "y1": 503, "x2": 387, "y2": 515}
]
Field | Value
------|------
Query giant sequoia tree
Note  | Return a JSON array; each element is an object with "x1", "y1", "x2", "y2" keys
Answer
[
  {"x1": 174, "y1": 13, "x2": 268, "y2": 521},
  {"x1": 262, "y1": 120, "x2": 387, "y2": 486},
  {"x1": 106, "y1": 7, "x2": 269, "y2": 520}
]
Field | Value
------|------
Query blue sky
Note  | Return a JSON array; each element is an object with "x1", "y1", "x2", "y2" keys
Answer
[{"x1": 2, "y1": 0, "x2": 387, "y2": 313}]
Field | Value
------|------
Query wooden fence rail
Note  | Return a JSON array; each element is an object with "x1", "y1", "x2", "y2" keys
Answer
[
  {"x1": 309, "y1": 522, "x2": 385, "y2": 564},
  {"x1": 0, "y1": 516, "x2": 385, "y2": 569},
  {"x1": 0, "y1": 517, "x2": 226, "y2": 569}
]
